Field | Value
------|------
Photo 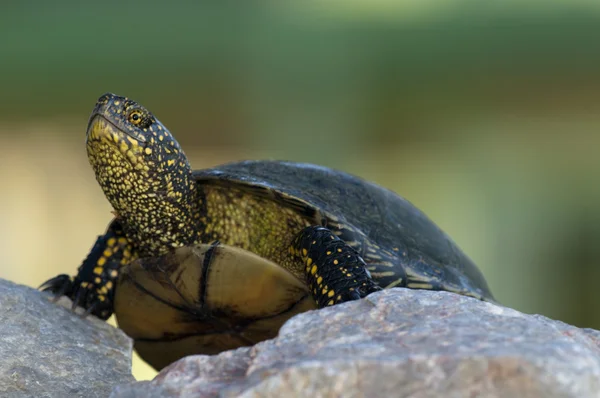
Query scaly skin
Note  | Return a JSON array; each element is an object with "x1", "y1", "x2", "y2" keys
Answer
[
  {"x1": 41, "y1": 93, "x2": 380, "y2": 321},
  {"x1": 86, "y1": 94, "x2": 203, "y2": 257},
  {"x1": 41, "y1": 93, "x2": 206, "y2": 319}
]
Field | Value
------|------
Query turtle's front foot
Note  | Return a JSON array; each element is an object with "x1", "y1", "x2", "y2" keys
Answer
[
  {"x1": 39, "y1": 274, "x2": 74, "y2": 300},
  {"x1": 38, "y1": 226, "x2": 131, "y2": 320},
  {"x1": 291, "y1": 226, "x2": 382, "y2": 308},
  {"x1": 40, "y1": 272, "x2": 115, "y2": 320}
]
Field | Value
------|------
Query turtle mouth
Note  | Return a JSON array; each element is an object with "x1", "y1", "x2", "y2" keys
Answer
[
  {"x1": 86, "y1": 115, "x2": 148, "y2": 168},
  {"x1": 86, "y1": 114, "x2": 145, "y2": 144}
]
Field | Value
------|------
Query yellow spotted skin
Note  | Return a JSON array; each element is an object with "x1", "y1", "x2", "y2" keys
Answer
[
  {"x1": 290, "y1": 226, "x2": 381, "y2": 307},
  {"x1": 40, "y1": 220, "x2": 134, "y2": 320},
  {"x1": 202, "y1": 185, "x2": 311, "y2": 279},
  {"x1": 86, "y1": 95, "x2": 202, "y2": 257},
  {"x1": 41, "y1": 93, "x2": 203, "y2": 320},
  {"x1": 40, "y1": 93, "x2": 387, "y2": 322},
  {"x1": 40, "y1": 92, "x2": 495, "y2": 349},
  {"x1": 88, "y1": 228, "x2": 133, "y2": 307}
]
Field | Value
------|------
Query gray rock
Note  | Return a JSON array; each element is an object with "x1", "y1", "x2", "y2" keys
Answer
[
  {"x1": 0, "y1": 279, "x2": 134, "y2": 398},
  {"x1": 111, "y1": 289, "x2": 600, "y2": 398}
]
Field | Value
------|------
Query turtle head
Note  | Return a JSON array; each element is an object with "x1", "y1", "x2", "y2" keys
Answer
[{"x1": 86, "y1": 93, "x2": 201, "y2": 256}]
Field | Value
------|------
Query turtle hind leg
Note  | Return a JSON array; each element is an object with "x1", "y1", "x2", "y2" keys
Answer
[
  {"x1": 40, "y1": 220, "x2": 135, "y2": 320},
  {"x1": 290, "y1": 226, "x2": 381, "y2": 308}
]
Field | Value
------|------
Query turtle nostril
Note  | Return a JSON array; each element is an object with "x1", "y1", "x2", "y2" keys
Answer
[{"x1": 97, "y1": 93, "x2": 113, "y2": 104}]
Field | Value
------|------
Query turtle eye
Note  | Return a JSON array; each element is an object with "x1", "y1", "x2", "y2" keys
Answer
[{"x1": 128, "y1": 110, "x2": 143, "y2": 125}]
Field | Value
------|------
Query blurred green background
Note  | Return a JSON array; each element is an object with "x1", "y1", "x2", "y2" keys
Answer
[{"x1": 2, "y1": 1, "x2": 600, "y2": 380}]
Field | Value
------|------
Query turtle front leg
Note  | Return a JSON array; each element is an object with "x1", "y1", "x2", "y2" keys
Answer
[
  {"x1": 39, "y1": 220, "x2": 135, "y2": 320},
  {"x1": 290, "y1": 226, "x2": 382, "y2": 308}
]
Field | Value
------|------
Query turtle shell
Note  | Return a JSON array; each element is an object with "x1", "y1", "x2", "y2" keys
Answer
[
  {"x1": 115, "y1": 160, "x2": 494, "y2": 370},
  {"x1": 192, "y1": 160, "x2": 494, "y2": 301},
  {"x1": 115, "y1": 243, "x2": 316, "y2": 370}
]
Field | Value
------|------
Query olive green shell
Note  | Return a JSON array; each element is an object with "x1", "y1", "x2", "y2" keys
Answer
[
  {"x1": 192, "y1": 160, "x2": 494, "y2": 301},
  {"x1": 116, "y1": 160, "x2": 495, "y2": 370}
]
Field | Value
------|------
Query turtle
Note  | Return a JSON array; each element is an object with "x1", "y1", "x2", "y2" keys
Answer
[{"x1": 41, "y1": 93, "x2": 495, "y2": 371}]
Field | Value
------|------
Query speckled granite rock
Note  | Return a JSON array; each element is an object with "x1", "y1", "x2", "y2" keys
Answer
[
  {"x1": 111, "y1": 289, "x2": 600, "y2": 398},
  {"x1": 0, "y1": 279, "x2": 134, "y2": 398}
]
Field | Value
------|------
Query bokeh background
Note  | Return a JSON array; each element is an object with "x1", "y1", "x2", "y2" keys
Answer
[{"x1": 2, "y1": 1, "x2": 600, "y2": 380}]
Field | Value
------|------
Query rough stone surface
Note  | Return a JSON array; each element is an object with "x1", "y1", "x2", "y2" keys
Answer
[
  {"x1": 112, "y1": 289, "x2": 600, "y2": 398},
  {"x1": 0, "y1": 278, "x2": 134, "y2": 398}
]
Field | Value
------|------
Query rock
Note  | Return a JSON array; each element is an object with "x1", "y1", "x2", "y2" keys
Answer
[
  {"x1": 111, "y1": 289, "x2": 600, "y2": 398},
  {"x1": 0, "y1": 278, "x2": 134, "y2": 398}
]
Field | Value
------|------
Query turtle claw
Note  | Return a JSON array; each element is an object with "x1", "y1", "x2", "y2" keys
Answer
[
  {"x1": 84, "y1": 302, "x2": 99, "y2": 318},
  {"x1": 336, "y1": 283, "x2": 381, "y2": 304},
  {"x1": 39, "y1": 274, "x2": 74, "y2": 301},
  {"x1": 39, "y1": 274, "x2": 113, "y2": 320},
  {"x1": 40, "y1": 226, "x2": 126, "y2": 321},
  {"x1": 356, "y1": 283, "x2": 383, "y2": 298},
  {"x1": 66, "y1": 281, "x2": 112, "y2": 320},
  {"x1": 71, "y1": 286, "x2": 85, "y2": 311}
]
